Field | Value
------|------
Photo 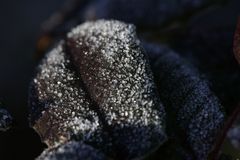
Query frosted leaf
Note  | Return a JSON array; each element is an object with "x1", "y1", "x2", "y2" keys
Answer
[
  {"x1": 29, "y1": 41, "x2": 112, "y2": 152},
  {"x1": 0, "y1": 108, "x2": 13, "y2": 132},
  {"x1": 67, "y1": 20, "x2": 166, "y2": 159},
  {"x1": 37, "y1": 141, "x2": 107, "y2": 160},
  {"x1": 146, "y1": 43, "x2": 225, "y2": 159},
  {"x1": 173, "y1": 7, "x2": 240, "y2": 112},
  {"x1": 227, "y1": 115, "x2": 240, "y2": 150}
]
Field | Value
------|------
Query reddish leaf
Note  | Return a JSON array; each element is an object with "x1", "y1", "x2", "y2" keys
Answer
[
  {"x1": 209, "y1": 104, "x2": 240, "y2": 160},
  {"x1": 234, "y1": 17, "x2": 240, "y2": 64}
]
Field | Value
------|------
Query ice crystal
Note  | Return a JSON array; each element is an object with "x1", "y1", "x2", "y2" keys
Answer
[
  {"x1": 146, "y1": 43, "x2": 225, "y2": 159},
  {"x1": 37, "y1": 141, "x2": 107, "y2": 160},
  {"x1": 67, "y1": 20, "x2": 166, "y2": 159},
  {"x1": 29, "y1": 41, "x2": 111, "y2": 151}
]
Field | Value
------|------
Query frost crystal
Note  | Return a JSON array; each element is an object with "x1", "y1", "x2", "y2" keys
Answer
[
  {"x1": 0, "y1": 108, "x2": 13, "y2": 131},
  {"x1": 146, "y1": 43, "x2": 225, "y2": 159},
  {"x1": 29, "y1": 41, "x2": 111, "y2": 151},
  {"x1": 227, "y1": 116, "x2": 240, "y2": 150},
  {"x1": 67, "y1": 20, "x2": 166, "y2": 159},
  {"x1": 37, "y1": 141, "x2": 107, "y2": 160}
]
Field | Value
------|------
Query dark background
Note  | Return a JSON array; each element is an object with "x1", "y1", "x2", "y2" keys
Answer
[
  {"x1": 0, "y1": 1, "x2": 64, "y2": 159},
  {"x1": 0, "y1": 0, "x2": 240, "y2": 160}
]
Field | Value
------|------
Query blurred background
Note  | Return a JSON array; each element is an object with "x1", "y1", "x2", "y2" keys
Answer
[
  {"x1": 0, "y1": 0, "x2": 239, "y2": 159},
  {"x1": 0, "y1": 0, "x2": 64, "y2": 159}
]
